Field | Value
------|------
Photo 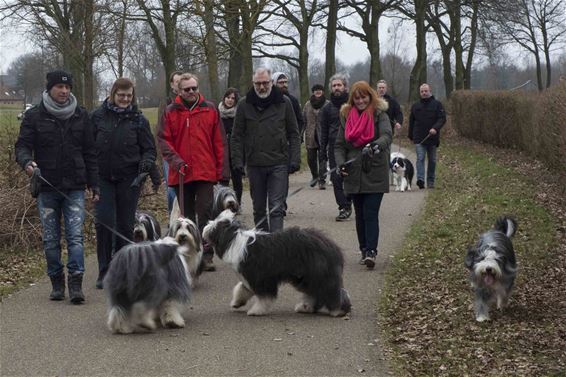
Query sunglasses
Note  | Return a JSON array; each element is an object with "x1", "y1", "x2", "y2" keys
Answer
[
  {"x1": 181, "y1": 86, "x2": 199, "y2": 92},
  {"x1": 253, "y1": 81, "x2": 271, "y2": 87}
]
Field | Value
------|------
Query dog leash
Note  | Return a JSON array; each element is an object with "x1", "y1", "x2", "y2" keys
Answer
[
  {"x1": 33, "y1": 171, "x2": 134, "y2": 245},
  {"x1": 178, "y1": 165, "x2": 187, "y2": 218}
]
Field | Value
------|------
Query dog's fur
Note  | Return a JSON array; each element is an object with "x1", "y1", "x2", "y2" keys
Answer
[
  {"x1": 103, "y1": 238, "x2": 191, "y2": 334},
  {"x1": 202, "y1": 210, "x2": 351, "y2": 317},
  {"x1": 465, "y1": 216, "x2": 518, "y2": 322},
  {"x1": 390, "y1": 152, "x2": 414, "y2": 192},
  {"x1": 212, "y1": 184, "x2": 239, "y2": 218},
  {"x1": 167, "y1": 216, "x2": 203, "y2": 287},
  {"x1": 133, "y1": 210, "x2": 162, "y2": 242}
]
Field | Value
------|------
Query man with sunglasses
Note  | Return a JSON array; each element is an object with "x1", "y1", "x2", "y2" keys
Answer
[
  {"x1": 157, "y1": 73, "x2": 227, "y2": 271},
  {"x1": 231, "y1": 67, "x2": 300, "y2": 233}
]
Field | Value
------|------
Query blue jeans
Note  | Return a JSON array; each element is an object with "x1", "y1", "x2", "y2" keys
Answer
[
  {"x1": 95, "y1": 177, "x2": 141, "y2": 279},
  {"x1": 247, "y1": 164, "x2": 289, "y2": 232},
  {"x1": 163, "y1": 160, "x2": 177, "y2": 214},
  {"x1": 37, "y1": 190, "x2": 85, "y2": 277},
  {"x1": 352, "y1": 193, "x2": 384, "y2": 252},
  {"x1": 415, "y1": 144, "x2": 437, "y2": 186}
]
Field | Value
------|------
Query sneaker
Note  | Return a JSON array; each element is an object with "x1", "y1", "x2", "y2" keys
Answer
[
  {"x1": 318, "y1": 181, "x2": 326, "y2": 190},
  {"x1": 417, "y1": 179, "x2": 425, "y2": 189},
  {"x1": 335, "y1": 207, "x2": 352, "y2": 221},
  {"x1": 363, "y1": 250, "x2": 377, "y2": 269},
  {"x1": 203, "y1": 259, "x2": 216, "y2": 272}
]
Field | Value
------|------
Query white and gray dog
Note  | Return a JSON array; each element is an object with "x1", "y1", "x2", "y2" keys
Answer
[
  {"x1": 465, "y1": 216, "x2": 518, "y2": 322},
  {"x1": 212, "y1": 184, "x2": 239, "y2": 218},
  {"x1": 167, "y1": 213, "x2": 203, "y2": 287},
  {"x1": 103, "y1": 238, "x2": 191, "y2": 334},
  {"x1": 133, "y1": 210, "x2": 162, "y2": 242},
  {"x1": 390, "y1": 152, "x2": 414, "y2": 192},
  {"x1": 202, "y1": 210, "x2": 351, "y2": 317}
]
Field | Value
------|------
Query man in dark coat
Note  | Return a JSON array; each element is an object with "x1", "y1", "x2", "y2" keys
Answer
[
  {"x1": 15, "y1": 69, "x2": 99, "y2": 304},
  {"x1": 377, "y1": 80, "x2": 403, "y2": 134},
  {"x1": 408, "y1": 83, "x2": 446, "y2": 189}
]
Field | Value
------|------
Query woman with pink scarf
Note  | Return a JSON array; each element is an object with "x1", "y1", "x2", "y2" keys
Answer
[{"x1": 334, "y1": 81, "x2": 392, "y2": 269}]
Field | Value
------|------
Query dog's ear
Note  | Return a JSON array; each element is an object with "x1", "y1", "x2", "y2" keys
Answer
[{"x1": 464, "y1": 247, "x2": 475, "y2": 269}]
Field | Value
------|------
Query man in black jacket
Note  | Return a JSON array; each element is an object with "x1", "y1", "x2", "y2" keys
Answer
[
  {"x1": 15, "y1": 69, "x2": 99, "y2": 304},
  {"x1": 377, "y1": 80, "x2": 403, "y2": 134},
  {"x1": 231, "y1": 67, "x2": 300, "y2": 232},
  {"x1": 319, "y1": 73, "x2": 352, "y2": 221},
  {"x1": 408, "y1": 83, "x2": 446, "y2": 189}
]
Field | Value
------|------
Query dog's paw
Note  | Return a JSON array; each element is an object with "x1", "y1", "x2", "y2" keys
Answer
[
  {"x1": 475, "y1": 314, "x2": 490, "y2": 322},
  {"x1": 294, "y1": 302, "x2": 315, "y2": 314},
  {"x1": 230, "y1": 300, "x2": 247, "y2": 309}
]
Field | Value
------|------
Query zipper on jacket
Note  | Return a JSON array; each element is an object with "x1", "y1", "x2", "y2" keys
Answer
[{"x1": 186, "y1": 116, "x2": 190, "y2": 129}]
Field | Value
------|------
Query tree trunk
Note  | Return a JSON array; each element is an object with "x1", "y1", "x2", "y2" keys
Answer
[
  {"x1": 224, "y1": 0, "x2": 242, "y2": 89},
  {"x1": 298, "y1": 31, "x2": 310, "y2": 105},
  {"x1": 324, "y1": 0, "x2": 338, "y2": 91},
  {"x1": 409, "y1": 0, "x2": 427, "y2": 102},
  {"x1": 203, "y1": 0, "x2": 220, "y2": 101},
  {"x1": 452, "y1": 0, "x2": 465, "y2": 90},
  {"x1": 366, "y1": 8, "x2": 382, "y2": 87}
]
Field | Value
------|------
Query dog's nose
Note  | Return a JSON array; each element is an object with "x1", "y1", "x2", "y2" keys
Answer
[{"x1": 486, "y1": 267, "x2": 492, "y2": 274}]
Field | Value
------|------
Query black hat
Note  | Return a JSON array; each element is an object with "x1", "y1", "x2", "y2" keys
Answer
[
  {"x1": 46, "y1": 70, "x2": 73, "y2": 91},
  {"x1": 311, "y1": 84, "x2": 324, "y2": 92}
]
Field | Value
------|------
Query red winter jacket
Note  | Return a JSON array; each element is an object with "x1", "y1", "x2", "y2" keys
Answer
[{"x1": 157, "y1": 94, "x2": 224, "y2": 186}]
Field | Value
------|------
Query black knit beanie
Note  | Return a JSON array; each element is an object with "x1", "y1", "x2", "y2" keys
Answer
[{"x1": 46, "y1": 70, "x2": 73, "y2": 91}]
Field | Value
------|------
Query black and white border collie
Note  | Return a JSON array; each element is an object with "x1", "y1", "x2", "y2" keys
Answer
[
  {"x1": 390, "y1": 152, "x2": 414, "y2": 192},
  {"x1": 133, "y1": 210, "x2": 162, "y2": 242},
  {"x1": 465, "y1": 216, "x2": 518, "y2": 322},
  {"x1": 202, "y1": 210, "x2": 351, "y2": 317},
  {"x1": 104, "y1": 238, "x2": 191, "y2": 334}
]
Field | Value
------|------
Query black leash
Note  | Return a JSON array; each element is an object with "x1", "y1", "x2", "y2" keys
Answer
[{"x1": 34, "y1": 170, "x2": 134, "y2": 246}]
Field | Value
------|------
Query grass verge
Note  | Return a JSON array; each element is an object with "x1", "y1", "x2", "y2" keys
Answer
[{"x1": 379, "y1": 136, "x2": 566, "y2": 376}]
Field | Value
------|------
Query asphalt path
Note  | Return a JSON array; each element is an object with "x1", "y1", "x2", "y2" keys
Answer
[{"x1": 1, "y1": 144, "x2": 425, "y2": 377}]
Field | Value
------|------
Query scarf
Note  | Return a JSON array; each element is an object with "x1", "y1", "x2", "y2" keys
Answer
[
  {"x1": 246, "y1": 86, "x2": 284, "y2": 109},
  {"x1": 345, "y1": 109, "x2": 375, "y2": 147},
  {"x1": 309, "y1": 94, "x2": 326, "y2": 110},
  {"x1": 42, "y1": 90, "x2": 77, "y2": 120},
  {"x1": 330, "y1": 91, "x2": 348, "y2": 109},
  {"x1": 105, "y1": 98, "x2": 133, "y2": 114},
  {"x1": 218, "y1": 101, "x2": 237, "y2": 119}
]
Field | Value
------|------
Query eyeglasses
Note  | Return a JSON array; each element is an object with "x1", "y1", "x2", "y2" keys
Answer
[
  {"x1": 181, "y1": 86, "x2": 199, "y2": 92},
  {"x1": 115, "y1": 93, "x2": 133, "y2": 98},
  {"x1": 253, "y1": 81, "x2": 271, "y2": 87},
  {"x1": 277, "y1": 80, "x2": 288, "y2": 85}
]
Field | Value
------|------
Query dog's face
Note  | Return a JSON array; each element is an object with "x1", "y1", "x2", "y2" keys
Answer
[
  {"x1": 391, "y1": 157, "x2": 406, "y2": 173},
  {"x1": 213, "y1": 186, "x2": 240, "y2": 215},
  {"x1": 202, "y1": 210, "x2": 241, "y2": 258},
  {"x1": 167, "y1": 217, "x2": 202, "y2": 256},
  {"x1": 466, "y1": 245, "x2": 504, "y2": 286},
  {"x1": 133, "y1": 212, "x2": 160, "y2": 242}
]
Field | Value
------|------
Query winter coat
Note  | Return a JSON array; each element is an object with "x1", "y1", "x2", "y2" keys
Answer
[
  {"x1": 157, "y1": 94, "x2": 225, "y2": 186},
  {"x1": 303, "y1": 99, "x2": 329, "y2": 149},
  {"x1": 408, "y1": 95, "x2": 446, "y2": 146},
  {"x1": 91, "y1": 100, "x2": 156, "y2": 181},
  {"x1": 319, "y1": 99, "x2": 343, "y2": 162},
  {"x1": 334, "y1": 108, "x2": 392, "y2": 195},
  {"x1": 286, "y1": 93, "x2": 305, "y2": 139},
  {"x1": 231, "y1": 92, "x2": 300, "y2": 168},
  {"x1": 383, "y1": 93, "x2": 404, "y2": 129},
  {"x1": 15, "y1": 102, "x2": 98, "y2": 193}
]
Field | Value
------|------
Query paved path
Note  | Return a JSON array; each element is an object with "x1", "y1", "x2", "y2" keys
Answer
[{"x1": 1, "y1": 145, "x2": 425, "y2": 377}]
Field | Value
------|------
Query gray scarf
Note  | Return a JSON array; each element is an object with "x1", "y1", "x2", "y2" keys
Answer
[
  {"x1": 218, "y1": 101, "x2": 237, "y2": 119},
  {"x1": 42, "y1": 90, "x2": 77, "y2": 120}
]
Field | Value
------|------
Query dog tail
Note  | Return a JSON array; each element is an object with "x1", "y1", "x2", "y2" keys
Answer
[{"x1": 494, "y1": 216, "x2": 517, "y2": 239}]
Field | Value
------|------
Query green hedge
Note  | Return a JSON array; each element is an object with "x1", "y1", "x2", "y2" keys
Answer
[{"x1": 451, "y1": 84, "x2": 566, "y2": 178}]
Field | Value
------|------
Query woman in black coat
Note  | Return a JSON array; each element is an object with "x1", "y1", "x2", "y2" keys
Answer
[
  {"x1": 91, "y1": 78, "x2": 156, "y2": 289},
  {"x1": 218, "y1": 88, "x2": 243, "y2": 205}
]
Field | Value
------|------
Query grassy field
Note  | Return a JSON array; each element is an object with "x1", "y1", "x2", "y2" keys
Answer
[{"x1": 379, "y1": 135, "x2": 565, "y2": 376}]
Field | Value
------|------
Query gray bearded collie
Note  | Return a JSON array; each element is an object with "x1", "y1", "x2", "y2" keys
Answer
[
  {"x1": 103, "y1": 238, "x2": 191, "y2": 334},
  {"x1": 202, "y1": 210, "x2": 351, "y2": 317}
]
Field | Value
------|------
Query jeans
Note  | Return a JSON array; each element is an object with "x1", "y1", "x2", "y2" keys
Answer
[
  {"x1": 247, "y1": 164, "x2": 289, "y2": 233},
  {"x1": 95, "y1": 177, "x2": 141, "y2": 280},
  {"x1": 352, "y1": 193, "x2": 384, "y2": 252},
  {"x1": 415, "y1": 144, "x2": 437, "y2": 186},
  {"x1": 37, "y1": 190, "x2": 85, "y2": 277},
  {"x1": 163, "y1": 160, "x2": 177, "y2": 214}
]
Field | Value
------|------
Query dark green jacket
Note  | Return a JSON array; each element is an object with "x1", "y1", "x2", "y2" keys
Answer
[
  {"x1": 334, "y1": 109, "x2": 392, "y2": 194},
  {"x1": 231, "y1": 92, "x2": 300, "y2": 168}
]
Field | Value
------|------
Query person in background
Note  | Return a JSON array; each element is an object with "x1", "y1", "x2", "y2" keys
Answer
[
  {"x1": 231, "y1": 67, "x2": 300, "y2": 233},
  {"x1": 376, "y1": 79, "x2": 403, "y2": 135},
  {"x1": 158, "y1": 70, "x2": 183, "y2": 214},
  {"x1": 15, "y1": 69, "x2": 99, "y2": 303},
  {"x1": 91, "y1": 77, "x2": 156, "y2": 289},
  {"x1": 319, "y1": 73, "x2": 353, "y2": 221},
  {"x1": 303, "y1": 84, "x2": 329, "y2": 189},
  {"x1": 408, "y1": 83, "x2": 446, "y2": 189},
  {"x1": 272, "y1": 71, "x2": 304, "y2": 139},
  {"x1": 218, "y1": 87, "x2": 243, "y2": 205},
  {"x1": 158, "y1": 73, "x2": 225, "y2": 271},
  {"x1": 334, "y1": 81, "x2": 392, "y2": 269}
]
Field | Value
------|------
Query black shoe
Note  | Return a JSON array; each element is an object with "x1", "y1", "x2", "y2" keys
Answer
[
  {"x1": 203, "y1": 259, "x2": 216, "y2": 272},
  {"x1": 95, "y1": 279, "x2": 103, "y2": 290},
  {"x1": 68, "y1": 273, "x2": 85, "y2": 304},
  {"x1": 417, "y1": 180, "x2": 425, "y2": 189},
  {"x1": 318, "y1": 181, "x2": 326, "y2": 190},
  {"x1": 49, "y1": 273, "x2": 65, "y2": 301},
  {"x1": 335, "y1": 207, "x2": 352, "y2": 221},
  {"x1": 363, "y1": 250, "x2": 377, "y2": 269},
  {"x1": 427, "y1": 182, "x2": 435, "y2": 189}
]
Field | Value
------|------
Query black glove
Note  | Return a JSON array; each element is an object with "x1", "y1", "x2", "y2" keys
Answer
[
  {"x1": 138, "y1": 160, "x2": 153, "y2": 173},
  {"x1": 235, "y1": 166, "x2": 246, "y2": 176},
  {"x1": 90, "y1": 186, "x2": 100, "y2": 198},
  {"x1": 288, "y1": 163, "x2": 300, "y2": 174},
  {"x1": 30, "y1": 167, "x2": 42, "y2": 198},
  {"x1": 338, "y1": 164, "x2": 348, "y2": 177}
]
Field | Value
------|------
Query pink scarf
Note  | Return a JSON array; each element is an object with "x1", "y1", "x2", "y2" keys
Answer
[{"x1": 345, "y1": 109, "x2": 374, "y2": 147}]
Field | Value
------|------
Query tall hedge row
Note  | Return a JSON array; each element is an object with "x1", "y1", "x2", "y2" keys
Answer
[{"x1": 451, "y1": 84, "x2": 566, "y2": 178}]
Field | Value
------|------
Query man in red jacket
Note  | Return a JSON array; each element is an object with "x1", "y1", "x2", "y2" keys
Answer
[{"x1": 158, "y1": 73, "x2": 225, "y2": 271}]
